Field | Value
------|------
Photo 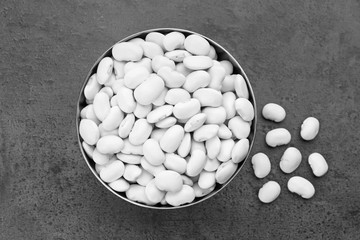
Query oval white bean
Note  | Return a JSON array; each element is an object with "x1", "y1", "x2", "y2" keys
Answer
[
  {"x1": 218, "y1": 124, "x2": 232, "y2": 139},
  {"x1": 163, "y1": 31, "x2": 185, "y2": 51},
  {"x1": 191, "y1": 140, "x2": 206, "y2": 154},
  {"x1": 96, "y1": 57, "x2": 113, "y2": 84},
  {"x1": 308, "y1": 153, "x2": 328, "y2": 177},
  {"x1": 120, "y1": 139, "x2": 143, "y2": 155},
  {"x1": 126, "y1": 184, "x2": 155, "y2": 205},
  {"x1": 184, "y1": 34, "x2": 210, "y2": 56},
  {"x1": 208, "y1": 65, "x2": 226, "y2": 90},
  {"x1": 134, "y1": 74, "x2": 165, "y2": 105},
  {"x1": 109, "y1": 178, "x2": 130, "y2": 192},
  {"x1": 228, "y1": 116, "x2": 251, "y2": 139},
  {"x1": 145, "y1": 32, "x2": 165, "y2": 50},
  {"x1": 215, "y1": 161, "x2": 238, "y2": 184},
  {"x1": 92, "y1": 148, "x2": 111, "y2": 165},
  {"x1": 118, "y1": 113, "x2": 135, "y2": 138},
  {"x1": 124, "y1": 66, "x2": 150, "y2": 89},
  {"x1": 173, "y1": 98, "x2": 201, "y2": 120},
  {"x1": 266, "y1": 128, "x2": 291, "y2": 147},
  {"x1": 220, "y1": 60, "x2": 233, "y2": 75},
  {"x1": 82, "y1": 141, "x2": 94, "y2": 158},
  {"x1": 96, "y1": 135, "x2": 124, "y2": 154},
  {"x1": 93, "y1": 92, "x2": 111, "y2": 121},
  {"x1": 300, "y1": 117, "x2": 320, "y2": 141},
  {"x1": 184, "y1": 113, "x2": 207, "y2": 132},
  {"x1": 193, "y1": 183, "x2": 215, "y2": 198},
  {"x1": 141, "y1": 41, "x2": 164, "y2": 59},
  {"x1": 222, "y1": 92, "x2": 236, "y2": 119},
  {"x1": 112, "y1": 42, "x2": 143, "y2": 62},
  {"x1": 99, "y1": 160, "x2": 125, "y2": 183},
  {"x1": 165, "y1": 50, "x2": 192, "y2": 62},
  {"x1": 177, "y1": 132, "x2": 191, "y2": 158},
  {"x1": 155, "y1": 170, "x2": 183, "y2": 192},
  {"x1": 146, "y1": 105, "x2": 173, "y2": 123},
  {"x1": 152, "y1": 88, "x2": 168, "y2": 107},
  {"x1": 164, "y1": 153, "x2": 187, "y2": 174},
  {"x1": 193, "y1": 88, "x2": 222, "y2": 107},
  {"x1": 143, "y1": 139, "x2": 166, "y2": 166},
  {"x1": 251, "y1": 153, "x2": 271, "y2": 178},
  {"x1": 124, "y1": 57, "x2": 152, "y2": 74},
  {"x1": 258, "y1": 181, "x2": 281, "y2": 203},
  {"x1": 160, "y1": 125, "x2": 185, "y2": 153},
  {"x1": 79, "y1": 119, "x2": 100, "y2": 145},
  {"x1": 128, "y1": 119, "x2": 153, "y2": 145},
  {"x1": 287, "y1": 176, "x2": 315, "y2": 199},
  {"x1": 208, "y1": 46, "x2": 217, "y2": 59},
  {"x1": 113, "y1": 60, "x2": 126, "y2": 79},
  {"x1": 183, "y1": 56, "x2": 213, "y2": 70},
  {"x1": 133, "y1": 103, "x2": 152, "y2": 119},
  {"x1": 116, "y1": 87, "x2": 136, "y2": 114},
  {"x1": 262, "y1": 103, "x2": 286, "y2": 122},
  {"x1": 150, "y1": 128, "x2": 167, "y2": 142},
  {"x1": 84, "y1": 74, "x2": 101, "y2": 101},
  {"x1": 102, "y1": 106, "x2": 124, "y2": 131},
  {"x1": 205, "y1": 136, "x2": 221, "y2": 159},
  {"x1": 202, "y1": 107, "x2": 226, "y2": 124},
  {"x1": 140, "y1": 157, "x2": 166, "y2": 176},
  {"x1": 116, "y1": 153, "x2": 142, "y2": 164},
  {"x1": 155, "y1": 117, "x2": 177, "y2": 129},
  {"x1": 234, "y1": 74, "x2": 249, "y2": 99},
  {"x1": 204, "y1": 157, "x2": 221, "y2": 172},
  {"x1": 280, "y1": 147, "x2": 302, "y2": 174},
  {"x1": 151, "y1": 55, "x2": 176, "y2": 73},
  {"x1": 157, "y1": 66, "x2": 186, "y2": 88},
  {"x1": 145, "y1": 179, "x2": 165, "y2": 204},
  {"x1": 231, "y1": 138, "x2": 250, "y2": 163},
  {"x1": 235, "y1": 98, "x2": 255, "y2": 121},
  {"x1": 165, "y1": 88, "x2": 191, "y2": 105},
  {"x1": 136, "y1": 169, "x2": 154, "y2": 186},
  {"x1": 198, "y1": 171, "x2": 216, "y2": 190},
  {"x1": 165, "y1": 185, "x2": 195, "y2": 207},
  {"x1": 221, "y1": 75, "x2": 235, "y2": 93},
  {"x1": 217, "y1": 139, "x2": 235, "y2": 162},
  {"x1": 186, "y1": 150, "x2": 207, "y2": 177},
  {"x1": 183, "y1": 70, "x2": 211, "y2": 92},
  {"x1": 193, "y1": 124, "x2": 219, "y2": 142}
]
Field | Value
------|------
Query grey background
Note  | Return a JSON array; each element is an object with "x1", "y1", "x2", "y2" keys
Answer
[{"x1": 1, "y1": 0, "x2": 359, "y2": 239}]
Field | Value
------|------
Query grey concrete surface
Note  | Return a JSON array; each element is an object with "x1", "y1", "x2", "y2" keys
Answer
[{"x1": 0, "y1": 0, "x2": 359, "y2": 239}]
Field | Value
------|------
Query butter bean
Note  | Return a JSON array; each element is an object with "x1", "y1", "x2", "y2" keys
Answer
[
  {"x1": 97, "y1": 57, "x2": 113, "y2": 84},
  {"x1": 93, "y1": 92, "x2": 111, "y2": 121},
  {"x1": 300, "y1": 117, "x2": 320, "y2": 141},
  {"x1": 163, "y1": 31, "x2": 185, "y2": 51},
  {"x1": 165, "y1": 50, "x2": 192, "y2": 62},
  {"x1": 308, "y1": 153, "x2": 328, "y2": 177},
  {"x1": 141, "y1": 157, "x2": 166, "y2": 176},
  {"x1": 147, "y1": 105, "x2": 173, "y2": 123},
  {"x1": 193, "y1": 88, "x2": 222, "y2": 107},
  {"x1": 220, "y1": 60, "x2": 233, "y2": 75},
  {"x1": 266, "y1": 128, "x2": 291, "y2": 147},
  {"x1": 153, "y1": 88, "x2": 168, "y2": 107},
  {"x1": 112, "y1": 42, "x2": 143, "y2": 62},
  {"x1": 129, "y1": 119, "x2": 153, "y2": 145},
  {"x1": 176, "y1": 63, "x2": 192, "y2": 76},
  {"x1": 98, "y1": 124, "x2": 119, "y2": 137},
  {"x1": 134, "y1": 74, "x2": 165, "y2": 105},
  {"x1": 228, "y1": 116, "x2": 251, "y2": 139},
  {"x1": 102, "y1": 106, "x2": 124, "y2": 131},
  {"x1": 124, "y1": 57, "x2": 152, "y2": 74},
  {"x1": 186, "y1": 150, "x2": 207, "y2": 177},
  {"x1": 92, "y1": 148, "x2": 111, "y2": 165},
  {"x1": 258, "y1": 181, "x2": 281, "y2": 203},
  {"x1": 165, "y1": 88, "x2": 191, "y2": 105},
  {"x1": 113, "y1": 60, "x2": 126, "y2": 79},
  {"x1": 183, "y1": 56, "x2": 213, "y2": 70},
  {"x1": 184, "y1": 113, "x2": 207, "y2": 132},
  {"x1": 155, "y1": 117, "x2": 177, "y2": 129},
  {"x1": 235, "y1": 98, "x2": 255, "y2": 121},
  {"x1": 151, "y1": 55, "x2": 176, "y2": 73},
  {"x1": 100, "y1": 160, "x2": 125, "y2": 183},
  {"x1": 126, "y1": 184, "x2": 155, "y2": 205},
  {"x1": 145, "y1": 32, "x2": 165, "y2": 50},
  {"x1": 173, "y1": 99, "x2": 201, "y2": 120},
  {"x1": 84, "y1": 74, "x2": 101, "y2": 101},
  {"x1": 280, "y1": 147, "x2": 302, "y2": 174},
  {"x1": 116, "y1": 153, "x2": 142, "y2": 164},
  {"x1": 262, "y1": 103, "x2": 286, "y2": 122},
  {"x1": 155, "y1": 170, "x2": 183, "y2": 192},
  {"x1": 82, "y1": 141, "x2": 94, "y2": 158},
  {"x1": 205, "y1": 137, "x2": 221, "y2": 159},
  {"x1": 123, "y1": 164, "x2": 142, "y2": 182},
  {"x1": 222, "y1": 92, "x2": 236, "y2": 119},
  {"x1": 136, "y1": 170, "x2": 154, "y2": 186},
  {"x1": 141, "y1": 41, "x2": 164, "y2": 59},
  {"x1": 208, "y1": 65, "x2": 226, "y2": 90},
  {"x1": 204, "y1": 157, "x2": 221, "y2": 172},
  {"x1": 181, "y1": 175, "x2": 194, "y2": 186},
  {"x1": 145, "y1": 179, "x2": 165, "y2": 204},
  {"x1": 165, "y1": 185, "x2": 195, "y2": 207},
  {"x1": 184, "y1": 34, "x2": 210, "y2": 56},
  {"x1": 198, "y1": 171, "x2": 216, "y2": 190},
  {"x1": 95, "y1": 156, "x2": 117, "y2": 174},
  {"x1": 218, "y1": 124, "x2": 232, "y2": 139},
  {"x1": 110, "y1": 95, "x2": 118, "y2": 107},
  {"x1": 193, "y1": 183, "x2": 215, "y2": 198},
  {"x1": 143, "y1": 139, "x2": 166, "y2": 166},
  {"x1": 116, "y1": 87, "x2": 136, "y2": 113},
  {"x1": 191, "y1": 140, "x2": 206, "y2": 154},
  {"x1": 183, "y1": 70, "x2": 211, "y2": 92},
  {"x1": 231, "y1": 139, "x2": 249, "y2": 163},
  {"x1": 118, "y1": 114, "x2": 135, "y2": 138},
  {"x1": 79, "y1": 119, "x2": 100, "y2": 145},
  {"x1": 177, "y1": 133, "x2": 191, "y2": 158},
  {"x1": 221, "y1": 75, "x2": 235, "y2": 93},
  {"x1": 217, "y1": 139, "x2": 235, "y2": 162},
  {"x1": 287, "y1": 176, "x2": 315, "y2": 199},
  {"x1": 234, "y1": 74, "x2": 249, "y2": 99},
  {"x1": 96, "y1": 135, "x2": 124, "y2": 154},
  {"x1": 193, "y1": 124, "x2": 219, "y2": 142},
  {"x1": 157, "y1": 66, "x2": 186, "y2": 88},
  {"x1": 160, "y1": 125, "x2": 185, "y2": 153},
  {"x1": 208, "y1": 45, "x2": 217, "y2": 59},
  {"x1": 128, "y1": 37, "x2": 145, "y2": 46},
  {"x1": 164, "y1": 153, "x2": 187, "y2": 174},
  {"x1": 120, "y1": 139, "x2": 143, "y2": 155},
  {"x1": 99, "y1": 86, "x2": 113, "y2": 98},
  {"x1": 215, "y1": 161, "x2": 238, "y2": 184},
  {"x1": 109, "y1": 178, "x2": 130, "y2": 192},
  {"x1": 134, "y1": 103, "x2": 152, "y2": 119},
  {"x1": 251, "y1": 153, "x2": 271, "y2": 178},
  {"x1": 150, "y1": 128, "x2": 167, "y2": 142},
  {"x1": 202, "y1": 107, "x2": 226, "y2": 124},
  {"x1": 124, "y1": 66, "x2": 150, "y2": 89}
]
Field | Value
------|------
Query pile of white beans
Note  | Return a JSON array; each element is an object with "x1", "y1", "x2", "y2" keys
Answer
[
  {"x1": 79, "y1": 31, "x2": 254, "y2": 207},
  {"x1": 252, "y1": 103, "x2": 328, "y2": 203}
]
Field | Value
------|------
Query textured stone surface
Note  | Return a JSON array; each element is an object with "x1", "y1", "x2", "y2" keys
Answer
[{"x1": 0, "y1": 0, "x2": 360, "y2": 239}]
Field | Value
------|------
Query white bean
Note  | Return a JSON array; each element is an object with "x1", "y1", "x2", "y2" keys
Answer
[
  {"x1": 143, "y1": 139, "x2": 166, "y2": 166},
  {"x1": 181, "y1": 175, "x2": 194, "y2": 186},
  {"x1": 160, "y1": 125, "x2": 185, "y2": 153},
  {"x1": 287, "y1": 176, "x2": 315, "y2": 199},
  {"x1": 198, "y1": 171, "x2": 216, "y2": 190},
  {"x1": 136, "y1": 170, "x2": 154, "y2": 186},
  {"x1": 163, "y1": 31, "x2": 185, "y2": 51},
  {"x1": 183, "y1": 56, "x2": 213, "y2": 70},
  {"x1": 116, "y1": 87, "x2": 136, "y2": 113},
  {"x1": 118, "y1": 113, "x2": 135, "y2": 138},
  {"x1": 123, "y1": 164, "x2": 142, "y2": 182},
  {"x1": 99, "y1": 160, "x2": 125, "y2": 183},
  {"x1": 205, "y1": 137, "x2": 221, "y2": 159},
  {"x1": 222, "y1": 92, "x2": 236, "y2": 119},
  {"x1": 176, "y1": 63, "x2": 192, "y2": 76},
  {"x1": 99, "y1": 86, "x2": 113, "y2": 98},
  {"x1": 186, "y1": 150, "x2": 207, "y2": 177},
  {"x1": 221, "y1": 75, "x2": 235, "y2": 93},
  {"x1": 155, "y1": 170, "x2": 183, "y2": 192},
  {"x1": 151, "y1": 55, "x2": 176, "y2": 73},
  {"x1": 164, "y1": 153, "x2": 187, "y2": 174},
  {"x1": 234, "y1": 74, "x2": 249, "y2": 99},
  {"x1": 96, "y1": 135, "x2": 124, "y2": 154},
  {"x1": 235, "y1": 98, "x2": 255, "y2": 121},
  {"x1": 93, "y1": 92, "x2": 111, "y2": 121},
  {"x1": 251, "y1": 153, "x2": 271, "y2": 178},
  {"x1": 262, "y1": 103, "x2": 286, "y2": 122},
  {"x1": 193, "y1": 183, "x2": 215, "y2": 198},
  {"x1": 183, "y1": 70, "x2": 211, "y2": 92},
  {"x1": 124, "y1": 66, "x2": 150, "y2": 89},
  {"x1": 126, "y1": 184, "x2": 155, "y2": 205},
  {"x1": 92, "y1": 148, "x2": 111, "y2": 165},
  {"x1": 165, "y1": 88, "x2": 191, "y2": 105},
  {"x1": 300, "y1": 117, "x2": 320, "y2": 141},
  {"x1": 134, "y1": 103, "x2": 152, "y2": 119},
  {"x1": 82, "y1": 141, "x2": 94, "y2": 158},
  {"x1": 146, "y1": 105, "x2": 173, "y2": 123},
  {"x1": 140, "y1": 157, "x2": 166, "y2": 176},
  {"x1": 145, "y1": 179, "x2": 165, "y2": 204},
  {"x1": 155, "y1": 117, "x2": 177, "y2": 129},
  {"x1": 157, "y1": 66, "x2": 186, "y2": 88},
  {"x1": 84, "y1": 74, "x2": 101, "y2": 101},
  {"x1": 113, "y1": 60, "x2": 126, "y2": 79},
  {"x1": 177, "y1": 132, "x2": 191, "y2": 158},
  {"x1": 258, "y1": 181, "x2": 281, "y2": 203},
  {"x1": 215, "y1": 161, "x2": 238, "y2": 184},
  {"x1": 152, "y1": 88, "x2": 168, "y2": 107},
  {"x1": 102, "y1": 106, "x2": 124, "y2": 131},
  {"x1": 193, "y1": 124, "x2": 219, "y2": 142},
  {"x1": 184, "y1": 113, "x2": 207, "y2": 132},
  {"x1": 308, "y1": 153, "x2": 328, "y2": 177},
  {"x1": 120, "y1": 139, "x2": 143, "y2": 155},
  {"x1": 204, "y1": 157, "x2": 221, "y2": 172},
  {"x1": 145, "y1": 32, "x2": 165, "y2": 50},
  {"x1": 217, "y1": 139, "x2": 235, "y2": 162},
  {"x1": 79, "y1": 119, "x2": 100, "y2": 145},
  {"x1": 141, "y1": 41, "x2": 164, "y2": 59},
  {"x1": 173, "y1": 98, "x2": 201, "y2": 120},
  {"x1": 220, "y1": 60, "x2": 233, "y2": 75},
  {"x1": 232, "y1": 138, "x2": 250, "y2": 164},
  {"x1": 116, "y1": 153, "x2": 142, "y2": 164},
  {"x1": 96, "y1": 57, "x2": 113, "y2": 84},
  {"x1": 128, "y1": 119, "x2": 153, "y2": 145},
  {"x1": 280, "y1": 147, "x2": 302, "y2": 174},
  {"x1": 98, "y1": 124, "x2": 118, "y2": 137},
  {"x1": 109, "y1": 178, "x2": 130, "y2": 192},
  {"x1": 266, "y1": 128, "x2": 291, "y2": 147},
  {"x1": 165, "y1": 50, "x2": 192, "y2": 62},
  {"x1": 124, "y1": 57, "x2": 152, "y2": 74},
  {"x1": 150, "y1": 128, "x2": 167, "y2": 142},
  {"x1": 184, "y1": 34, "x2": 210, "y2": 55},
  {"x1": 112, "y1": 42, "x2": 143, "y2": 62},
  {"x1": 134, "y1": 74, "x2": 165, "y2": 105},
  {"x1": 202, "y1": 107, "x2": 226, "y2": 124},
  {"x1": 228, "y1": 116, "x2": 251, "y2": 139},
  {"x1": 165, "y1": 185, "x2": 195, "y2": 207},
  {"x1": 218, "y1": 124, "x2": 232, "y2": 139},
  {"x1": 191, "y1": 140, "x2": 206, "y2": 154},
  {"x1": 193, "y1": 88, "x2": 222, "y2": 107},
  {"x1": 208, "y1": 65, "x2": 226, "y2": 90}
]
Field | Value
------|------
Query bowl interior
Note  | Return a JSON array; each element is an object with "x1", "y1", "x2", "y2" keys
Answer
[{"x1": 76, "y1": 28, "x2": 257, "y2": 209}]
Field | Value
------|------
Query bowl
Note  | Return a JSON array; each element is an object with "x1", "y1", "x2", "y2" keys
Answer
[{"x1": 76, "y1": 28, "x2": 257, "y2": 209}]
